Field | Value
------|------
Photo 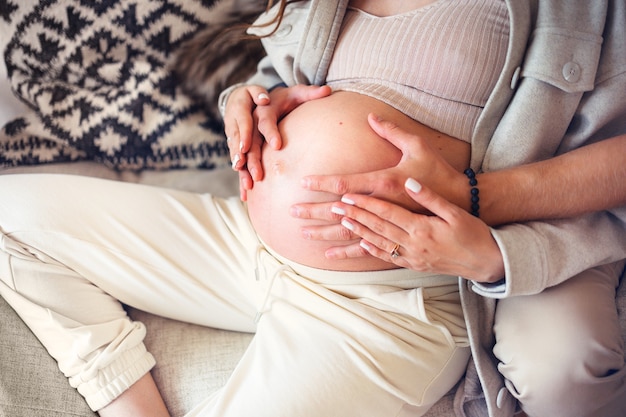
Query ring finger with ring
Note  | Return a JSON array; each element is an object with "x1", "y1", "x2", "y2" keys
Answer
[{"x1": 390, "y1": 243, "x2": 400, "y2": 259}]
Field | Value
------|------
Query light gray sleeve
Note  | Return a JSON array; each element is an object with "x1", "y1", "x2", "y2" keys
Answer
[{"x1": 472, "y1": 208, "x2": 626, "y2": 298}]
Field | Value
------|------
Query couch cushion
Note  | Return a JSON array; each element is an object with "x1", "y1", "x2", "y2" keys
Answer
[
  {"x1": 0, "y1": 0, "x2": 235, "y2": 170},
  {"x1": 128, "y1": 308, "x2": 253, "y2": 416},
  {"x1": 0, "y1": 294, "x2": 96, "y2": 417}
]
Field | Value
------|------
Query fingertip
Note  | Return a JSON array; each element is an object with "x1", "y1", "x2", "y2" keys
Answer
[
  {"x1": 300, "y1": 177, "x2": 312, "y2": 189},
  {"x1": 367, "y1": 112, "x2": 395, "y2": 136},
  {"x1": 340, "y1": 195, "x2": 355, "y2": 205},
  {"x1": 257, "y1": 92, "x2": 270, "y2": 104},
  {"x1": 340, "y1": 218, "x2": 355, "y2": 231},
  {"x1": 319, "y1": 85, "x2": 332, "y2": 96},
  {"x1": 368, "y1": 113, "x2": 383, "y2": 123},
  {"x1": 231, "y1": 153, "x2": 241, "y2": 170},
  {"x1": 249, "y1": 166, "x2": 259, "y2": 182},
  {"x1": 359, "y1": 240, "x2": 372, "y2": 252},
  {"x1": 289, "y1": 205, "x2": 301, "y2": 218},
  {"x1": 330, "y1": 205, "x2": 346, "y2": 216},
  {"x1": 405, "y1": 178, "x2": 422, "y2": 194},
  {"x1": 269, "y1": 136, "x2": 281, "y2": 150}
]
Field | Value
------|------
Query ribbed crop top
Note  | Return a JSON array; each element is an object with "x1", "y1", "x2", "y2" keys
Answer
[{"x1": 326, "y1": 0, "x2": 510, "y2": 142}]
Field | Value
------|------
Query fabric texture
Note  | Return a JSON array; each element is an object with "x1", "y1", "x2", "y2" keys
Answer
[
  {"x1": 0, "y1": 0, "x2": 234, "y2": 170},
  {"x1": 326, "y1": 0, "x2": 509, "y2": 142}
]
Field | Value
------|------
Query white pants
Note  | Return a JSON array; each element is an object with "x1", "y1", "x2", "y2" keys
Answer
[
  {"x1": 0, "y1": 174, "x2": 469, "y2": 417},
  {"x1": 494, "y1": 261, "x2": 626, "y2": 417}
]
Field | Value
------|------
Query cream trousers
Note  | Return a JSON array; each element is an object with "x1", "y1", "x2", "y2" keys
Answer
[
  {"x1": 494, "y1": 260, "x2": 626, "y2": 417},
  {"x1": 0, "y1": 174, "x2": 469, "y2": 417}
]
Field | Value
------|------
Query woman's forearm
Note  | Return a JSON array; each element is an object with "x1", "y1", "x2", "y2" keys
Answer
[{"x1": 476, "y1": 134, "x2": 626, "y2": 226}]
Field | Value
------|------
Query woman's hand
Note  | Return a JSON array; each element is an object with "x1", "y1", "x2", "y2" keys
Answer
[
  {"x1": 223, "y1": 85, "x2": 271, "y2": 200},
  {"x1": 223, "y1": 84, "x2": 332, "y2": 200},
  {"x1": 291, "y1": 114, "x2": 467, "y2": 243},
  {"x1": 330, "y1": 178, "x2": 505, "y2": 283}
]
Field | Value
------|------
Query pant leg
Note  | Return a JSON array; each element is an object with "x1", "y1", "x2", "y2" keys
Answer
[
  {"x1": 493, "y1": 261, "x2": 626, "y2": 417},
  {"x1": 0, "y1": 174, "x2": 264, "y2": 410},
  {"x1": 186, "y1": 250, "x2": 471, "y2": 417}
]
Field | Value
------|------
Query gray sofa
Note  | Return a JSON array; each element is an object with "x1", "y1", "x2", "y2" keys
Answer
[{"x1": 1, "y1": 1, "x2": 625, "y2": 416}]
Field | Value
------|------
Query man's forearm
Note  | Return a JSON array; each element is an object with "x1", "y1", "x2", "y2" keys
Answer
[{"x1": 476, "y1": 134, "x2": 626, "y2": 226}]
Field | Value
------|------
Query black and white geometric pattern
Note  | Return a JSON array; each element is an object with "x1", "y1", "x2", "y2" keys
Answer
[{"x1": 0, "y1": 0, "x2": 233, "y2": 170}]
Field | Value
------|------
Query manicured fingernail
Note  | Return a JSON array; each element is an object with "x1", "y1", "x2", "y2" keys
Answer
[
  {"x1": 341, "y1": 196, "x2": 355, "y2": 205},
  {"x1": 341, "y1": 219, "x2": 355, "y2": 231},
  {"x1": 258, "y1": 93, "x2": 269, "y2": 101},
  {"x1": 360, "y1": 241, "x2": 371, "y2": 251},
  {"x1": 231, "y1": 153, "x2": 241, "y2": 169},
  {"x1": 405, "y1": 178, "x2": 422, "y2": 193},
  {"x1": 331, "y1": 206, "x2": 346, "y2": 215},
  {"x1": 239, "y1": 141, "x2": 245, "y2": 152}
]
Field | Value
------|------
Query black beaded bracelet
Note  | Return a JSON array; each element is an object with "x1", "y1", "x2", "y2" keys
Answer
[{"x1": 464, "y1": 168, "x2": 480, "y2": 217}]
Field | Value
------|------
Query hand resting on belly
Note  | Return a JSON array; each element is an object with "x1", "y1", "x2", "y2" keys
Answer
[{"x1": 246, "y1": 91, "x2": 470, "y2": 271}]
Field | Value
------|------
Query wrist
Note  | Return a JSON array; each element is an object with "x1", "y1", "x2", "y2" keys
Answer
[
  {"x1": 446, "y1": 170, "x2": 471, "y2": 212},
  {"x1": 463, "y1": 168, "x2": 480, "y2": 217},
  {"x1": 218, "y1": 83, "x2": 247, "y2": 118}
]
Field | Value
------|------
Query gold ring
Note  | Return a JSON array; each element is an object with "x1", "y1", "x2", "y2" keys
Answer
[{"x1": 390, "y1": 243, "x2": 400, "y2": 259}]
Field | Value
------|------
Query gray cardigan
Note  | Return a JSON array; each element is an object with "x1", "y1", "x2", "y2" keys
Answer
[{"x1": 226, "y1": 1, "x2": 626, "y2": 416}]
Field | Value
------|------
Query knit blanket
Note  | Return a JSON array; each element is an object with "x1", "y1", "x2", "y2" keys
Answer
[{"x1": 0, "y1": 0, "x2": 258, "y2": 170}]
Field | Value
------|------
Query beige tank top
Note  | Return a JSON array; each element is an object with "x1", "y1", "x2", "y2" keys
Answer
[{"x1": 326, "y1": 0, "x2": 510, "y2": 142}]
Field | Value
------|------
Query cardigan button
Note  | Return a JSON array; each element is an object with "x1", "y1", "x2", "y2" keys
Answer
[
  {"x1": 496, "y1": 387, "x2": 509, "y2": 409},
  {"x1": 562, "y1": 62, "x2": 581, "y2": 83}
]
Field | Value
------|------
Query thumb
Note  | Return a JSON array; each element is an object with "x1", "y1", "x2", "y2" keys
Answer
[
  {"x1": 404, "y1": 178, "x2": 460, "y2": 222},
  {"x1": 289, "y1": 85, "x2": 332, "y2": 106},
  {"x1": 367, "y1": 113, "x2": 414, "y2": 154}
]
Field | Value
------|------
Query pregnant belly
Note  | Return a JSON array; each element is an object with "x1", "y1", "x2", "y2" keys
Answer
[{"x1": 246, "y1": 91, "x2": 469, "y2": 271}]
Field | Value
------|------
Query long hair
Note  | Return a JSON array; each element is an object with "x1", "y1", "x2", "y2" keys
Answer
[{"x1": 172, "y1": 0, "x2": 290, "y2": 117}]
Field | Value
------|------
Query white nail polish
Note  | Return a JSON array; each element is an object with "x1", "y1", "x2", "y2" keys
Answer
[
  {"x1": 360, "y1": 241, "x2": 371, "y2": 251},
  {"x1": 341, "y1": 219, "x2": 355, "y2": 231},
  {"x1": 405, "y1": 178, "x2": 422, "y2": 193},
  {"x1": 258, "y1": 93, "x2": 269, "y2": 101},
  {"x1": 331, "y1": 206, "x2": 346, "y2": 215},
  {"x1": 341, "y1": 196, "x2": 355, "y2": 205},
  {"x1": 231, "y1": 153, "x2": 241, "y2": 169}
]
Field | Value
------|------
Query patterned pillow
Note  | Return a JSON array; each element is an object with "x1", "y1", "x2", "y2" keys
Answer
[{"x1": 0, "y1": 0, "x2": 253, "y2": 170}]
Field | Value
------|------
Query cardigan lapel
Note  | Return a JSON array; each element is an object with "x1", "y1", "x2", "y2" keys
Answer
[{"x1": 295, "y1": 0, "x2": 349, "y2": 85}]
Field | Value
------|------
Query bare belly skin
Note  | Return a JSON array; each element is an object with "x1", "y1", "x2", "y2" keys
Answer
[{"x1": 247, "y1": 91, "x2": 470, "y2": 271}]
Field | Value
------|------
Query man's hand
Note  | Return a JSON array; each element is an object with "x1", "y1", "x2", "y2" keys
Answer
[{"x1": 291, "y1": 114, "x2": 466, "y2": 251}]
